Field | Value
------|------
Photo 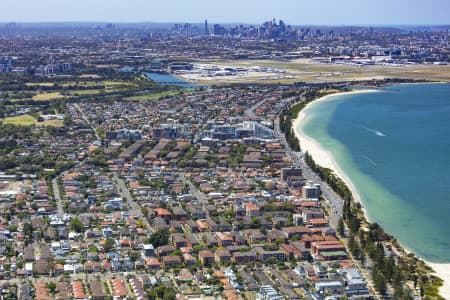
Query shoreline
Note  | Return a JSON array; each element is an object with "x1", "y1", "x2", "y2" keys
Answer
[
  {"x1": 292, "y1": 88, "x2": 450, "y2": 298},
  {"x1": 293, "y1": 90, "x2": 378, "y2": 217}
]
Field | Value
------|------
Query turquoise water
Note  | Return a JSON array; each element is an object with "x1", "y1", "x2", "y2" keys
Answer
[{"x1": 299, "y1": 83, "x2": 450, "y2": 263}]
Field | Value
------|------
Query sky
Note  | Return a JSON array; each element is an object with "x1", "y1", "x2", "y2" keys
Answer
[{"x1": 1, "y1": 0, "x2": 449, "y2": 25}]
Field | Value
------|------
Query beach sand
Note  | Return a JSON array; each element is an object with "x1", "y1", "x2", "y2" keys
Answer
[
  {"x1": 293, "y1": 90, "x2": 376, "y2": 206},
  {"x1": 427, "y1": 263, "x2": 450, "y2": 299},
  {"x1": 293, "y1": 90, "x2": 450, "y2": 298}
]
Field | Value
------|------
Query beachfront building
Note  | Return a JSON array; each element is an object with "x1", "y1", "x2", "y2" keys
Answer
[{"x1": 302, "y1": 181, "x2": 321, "y2": 200}]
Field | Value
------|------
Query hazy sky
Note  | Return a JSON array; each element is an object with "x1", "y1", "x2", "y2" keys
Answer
[{"x1": 1, "y1": 0, "x2": 449, "y2": 25}]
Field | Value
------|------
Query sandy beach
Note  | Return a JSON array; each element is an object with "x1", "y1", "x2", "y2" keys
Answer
[
  {"x1": 293, "y1": 89, "x2": 450, "y2": 298},
  {"x1": 293, "y1": 90, "x2": 377, "y2": 207},
  {"x1": 427, "y1": 263, "x2": 450, "y2": 299}
]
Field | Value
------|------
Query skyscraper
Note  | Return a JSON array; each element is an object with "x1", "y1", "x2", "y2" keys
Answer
[{"x1": 204, "y1": 19, "x2": 208, "y2": 35}]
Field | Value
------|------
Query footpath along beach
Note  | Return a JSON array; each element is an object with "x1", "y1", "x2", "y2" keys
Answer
[{"x1": 292, "y1": 89, "x2": 450, "y2": 299}]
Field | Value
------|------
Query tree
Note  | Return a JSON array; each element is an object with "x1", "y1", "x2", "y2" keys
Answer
[
  {"x1": 373, "y1": 270, "x2": 387, "y2": 295},
  {"x1": 70, "y1": 217, "x2": 84, "y2": 233},
  {"x1": 46, "y1": 282, "x2": 57, "y2": 294},
  {"x1": 337, "y1": 218, "x2": 345, "y2": 236},
  {"x1": 147, "y1": 285, "x2": 176, "y2": 300},
  {"x1": 23, "y1": 223, "x2": 33, "y2": 239},
  {"x1": 137, "y1": 220, "x2": 146, "y2": 229},
  {"x1": 103, "y1": 238, "x2": 115, "y2": 251},
  {"x1": 129, "y1": 250, "x2": 141, "y2": 261},
  {"x1": 348, "y1": 235, "x2": 355, "y2": 253},
  {"x1": 149, "y1": 229, "x2": 169, "y2": 248},
  {"x1": 7, "y1": 224, "x2": 17, "y2": 232}
]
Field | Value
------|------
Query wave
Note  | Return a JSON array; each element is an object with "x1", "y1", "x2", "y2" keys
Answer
[{"x1": 361, "y1": 125, "x2": 387, "y2": 137}]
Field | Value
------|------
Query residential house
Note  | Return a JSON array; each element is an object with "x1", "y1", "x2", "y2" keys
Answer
[
  {"x1": 215, "y1": 249, "x2": 232, "y2": 265},
  {"x1": 161, "y1": 255, "x2": 181, "y2": 267},
  {"x1": 199, "y1": 250, "x2": 215, "y2": 266}
]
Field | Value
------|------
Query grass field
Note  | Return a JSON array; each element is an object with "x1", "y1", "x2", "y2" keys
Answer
[
  {"x1": 60, "y1": 80, "x2": 135, "y2": 88},
  {"x1": 36, "y1": 119, "x2": 64, "y2": 127},
  {"x1": 69, "y1": 89, "x2": 103, "y2": 96},
  {"x1": 25, "y1": 82, "x2": 56, "y2": 87},
  {"x1": 1, "y1": 114, "x2": 37, "y2": 126},
  {"x1": 79, "y1": 74, "x2": 101, "y2": 78},
  {"x1": 18, "y1": 80, "x2": 137, "y2": 101},
  {"x1": 104, "y1": 81, "x2": 136, "y2": 87},
  {"x1": 61, "y1": 81, "x2": 99, "y2": 87},
  {"x1": 32, "y1": 92, "x2": 65, "y2": 101},
  {"x1": 1, "y1": 114, "x2": 65, "y2": 127}
]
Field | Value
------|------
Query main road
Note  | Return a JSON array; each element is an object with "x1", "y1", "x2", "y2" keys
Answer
[
  {"x1": 274, "y1": 94, "x2": 381, "y2": 298},
  {"x1": 273, "y1": 98, "x2": 344, "y2": 228}
]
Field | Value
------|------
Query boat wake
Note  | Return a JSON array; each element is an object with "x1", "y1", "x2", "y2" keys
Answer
[
  {"x1": 361, "y1": 125, "x2": 387, "y2": 137},
  {"x1": 361, "y1": 155, "x2": 377, "y2": 166}
]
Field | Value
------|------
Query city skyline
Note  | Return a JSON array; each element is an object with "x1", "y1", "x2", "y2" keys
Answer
[{"x1": 1, "y1": 0, "x2": 449, "y2": 25}]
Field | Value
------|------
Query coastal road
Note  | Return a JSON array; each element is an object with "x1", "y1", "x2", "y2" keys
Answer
[
  {"x1": 274, "y1": 99, "x2": 344, "y2": 228},
  {"x1": 299, "y1": 158, "x2": 345, "y2": 228},
  {"x1": 273, "y1": 96, "x2": 381, "y2": 297}
]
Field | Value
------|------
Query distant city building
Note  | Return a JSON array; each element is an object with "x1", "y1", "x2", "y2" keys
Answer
[
  {"x1": 0, "y1": 58, "x2": 13, "y2": 72},
  {"x1": 213, "y1": 24, "x2": 226, "y2": 36},
  {"x1": 5, "y1": 22, "x2": 17, "y2": 30},
  {"x1": 36, "y1": 62, "x2": 73, "y2": 76},
  {"x1": 204, "y1": 19, "x2": 209, "y2": 35}
]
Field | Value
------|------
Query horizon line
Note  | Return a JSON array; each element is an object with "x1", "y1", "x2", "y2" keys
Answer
[{"x1": 1, "y1": 21, "x2": 450, "y2": 27}]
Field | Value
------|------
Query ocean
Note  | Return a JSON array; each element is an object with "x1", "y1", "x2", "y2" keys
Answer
[{"x1": 298, "y1": 83, "x2": 450, "y2": 263}]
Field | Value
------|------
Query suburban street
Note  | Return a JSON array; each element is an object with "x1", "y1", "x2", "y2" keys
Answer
[
  {"x1": 178, "y1": 173, "x2": 209, "y2": 205},
  {"x1": 74, "y1": 103, "x2": 101, "y2": 140},
  {"x1": 244, "y1": 98, "x2": 267, "y2": 119},
  {"x1": 51, "y1": 177, "x2": 64, "y2": 217},
  {"x1": 113, "y1": 172, "x2": 153, "y2": 233}
]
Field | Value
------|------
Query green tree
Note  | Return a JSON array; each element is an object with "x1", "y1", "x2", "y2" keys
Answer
[
  {"x1": 70, "y1": 217, "x2": 84, "y2": 233},
  {"x1": 23, "y1": 223, "x2": 33, "y2": 239},
  {"x1": 149, "y1": 229, "x2": 169, "y2": 248},
  {"x1": 337, "y1": 217, "x2": 345, "y2": 236},
  {"x1": 373, "y1": 269, "x2": 387, "y2": 295},
  {"x1": 147, "y1": 285, "x2": 176, "y2": 300},
  {"x1": 103, "y1": 237, "x2": 115, "y2": 251},
  {"x1": 46, "y1": 282, "x2": 57, "y2": 294}
]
